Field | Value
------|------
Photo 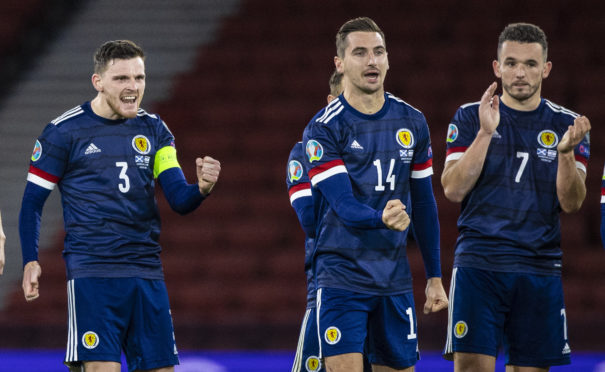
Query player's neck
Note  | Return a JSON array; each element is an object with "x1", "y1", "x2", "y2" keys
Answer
[
  {"x1": 500, "y1": 91, "x2": 542, "y2": 111},
  {"x1": 91, "y1": 95, "x2": 123, "y2": 120},
  {"x1": 344, "y1": 88, "x2": 385, "y2": 115}
]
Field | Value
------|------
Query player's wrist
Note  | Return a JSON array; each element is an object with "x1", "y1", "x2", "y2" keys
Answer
[
  {"x1": 24, "y1": 260, "x2": 40, "y2": 271},
  {"x1": 557, "y1": 146, "x2": 573, "y2": 155}
]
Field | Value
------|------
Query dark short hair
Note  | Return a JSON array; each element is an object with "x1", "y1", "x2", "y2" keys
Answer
[
  {"x1": 336, "y1": 17, "x2": 385, "y2": 58},
  {"x1": 497, "y1": 23, "x2": 548, "y2": 60},
  {"x1": 329, "y1": 70, "x2": 344, "y2": 97},
  {"x1": 93, "y1": 40, "x2": 145, "y2": 74}
]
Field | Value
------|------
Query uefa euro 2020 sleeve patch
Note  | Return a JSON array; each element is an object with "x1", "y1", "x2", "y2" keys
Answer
[
  {"x1": 306, "y1": 140, "x2": 323, "y2": 163},
  {"x1": 31, "y1": 140, "x2": 42, "y2": 162}
]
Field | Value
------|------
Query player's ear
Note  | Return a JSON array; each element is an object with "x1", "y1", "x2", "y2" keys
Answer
[
  {"x1": 334, "y1": 56, "x2": 344, "y2": 74},
  {"x1": 91, "y1": 73, "x2": 103, "y2": 92},
  {"x1": 492, "y1": 60, "x2": 502, "y2": 78},
  {"x1": 542, "y1": 61, "x2": 552, "y2": 79}
]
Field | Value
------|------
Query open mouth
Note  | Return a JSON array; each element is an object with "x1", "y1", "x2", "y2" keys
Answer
[
  {"x1": 364, "y1": 71, "x2": 380, "y2": 81},
  {"x1": 121, "y1": 95, "x2": 137, "y2": 104}
]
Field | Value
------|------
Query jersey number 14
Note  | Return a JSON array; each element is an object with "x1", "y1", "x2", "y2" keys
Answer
[{"x1": 374, "y1": 159, "x2": 396, "y2": 191}]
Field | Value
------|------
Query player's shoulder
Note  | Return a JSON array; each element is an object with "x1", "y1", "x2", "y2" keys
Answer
[
  {"x1": 288, "y1": 141, "x2": 305, "y2": 159},
  {"x1": 136, "y1": 107, "x2": 160, "y2": 121},
  {"x1": 385, "y1": 92, "x2": 424, "y2": 117},
  {"x1": 136, "y1": 107, "x2": 164, "y2": 126},
  {"x1": 453, "y1": 101, "x2": 481, "y2": 123},
  {"x1": 50, "y1": 105, "x2": 86, "y2": 128},
  {"x1": 459, "y1": 101, "x2": 480, "y2": 112},
  {"x1": 137, "y1": 107, "x2": 174, "y2": 134},
  {"x1": 310, "y1": 97, "x2": 345, "y2": 127},
  {"x1": 542, "y1": 99, "x2": 580, "y2": 120}
]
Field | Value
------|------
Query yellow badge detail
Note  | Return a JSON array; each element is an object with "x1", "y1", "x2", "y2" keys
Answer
[
  {"x1": 132, "y1": 135, "x2": 151, "y2": 154},
  {"x1": 305, "y1": 356, "x2": 321, "y2": 371},
  {"x1": 396, "y1": 129, "x2": 414, "y2": 149},
  {"x1": 154, "y1": 146, "x2": 181, "y2": 178},
  {"x1": 82, "y1": 331, "x2": 99, "y2": 349},
  {"x1": 454, "y1": 321, "x2": 468, "y2": 338},
  {"x1": 324, "y1": 326, "x2": 341, "y2": 345},
  {"x1": 537, "y1": 130, "x2": 558, "y2": 148}
]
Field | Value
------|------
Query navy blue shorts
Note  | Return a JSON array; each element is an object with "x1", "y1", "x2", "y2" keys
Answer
[
  {"x1": 291, "y1": 307, "x2": 323, "y2": 372},
  {"x1": 64, "y1": 277, "x2": 179, "y2": 371},
  {"x1": 317, "y1": 287, "x2": 418, "y2": 369},
  {"x1": 444, "y1": 267, "x2": 571, "y2": 367}
]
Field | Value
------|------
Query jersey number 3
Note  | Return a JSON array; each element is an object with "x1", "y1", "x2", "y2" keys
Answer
[{"x1": 116, "y1": 162, "x2": 130, "y2": 193}]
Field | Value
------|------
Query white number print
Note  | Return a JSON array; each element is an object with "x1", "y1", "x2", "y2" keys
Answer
[
  {"x1": 406, "y1": 307, "x2": 417, "y2": 340},
  {"x1": 515, "y1": 151, "x2": 529, "y2": 183},
  {"x1": 374, "y1": 158, "x2": 396, "y2": 191},
  {"x1": 116, "y1": 161, "x2": 130, "y2": 193}
]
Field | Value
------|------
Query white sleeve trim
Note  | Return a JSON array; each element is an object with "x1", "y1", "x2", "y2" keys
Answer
[
  {"x1": 290, "y1": 189, "x2": 312, "y2": 205},
  {"x1": 310, "y1": 165, "x2": 347, "y2": 186},
  {"x1": 445, "y1": 152, "x2": 464, "y2": 162},
  {"x1": 27, "y1": 173, "x2": 56, "y2": 190},
  {"x1": 411, "y1": 167, "x2": 434, "y2": 179},
  {"x1": 575, "y1": 161, "x2": 586, "y2": 174}
]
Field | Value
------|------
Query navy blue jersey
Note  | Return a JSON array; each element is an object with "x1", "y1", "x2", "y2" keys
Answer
[
  {"x1": 445, "y1": 98, "x2": 590, "y2": 275},
  {"x1": 303, "y1": 93, "x2": 434, "y2": 295},
  {"x1": 27, "y1": 102, "x2": 178, "y2": 280},
  {"x1": 286, "y1": 142, "x2": 316, "y2": 308}
]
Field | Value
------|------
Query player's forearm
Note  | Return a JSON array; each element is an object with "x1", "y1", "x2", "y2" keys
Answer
[
  {"x1": 556, "y1": 150, "x2": 586, "y2": 213},
  {"x1": 442, "y1": 130, "x2": 492, "y2": 202},
  {"x1": 316, "y1": 173, "x2": 384, "y2": 229},
  {"x1": 292, "y1": 197, "x2": 316, "y2": 238},
  {"x1": 158, "y1": 167, "x2": 205, "y2": 215},
  {"x1": 410, "y1": 177, "x2": 441, "y2": 278},
  {"x1": 20, "y1": 182, "x2": 51, "y2": 266}
]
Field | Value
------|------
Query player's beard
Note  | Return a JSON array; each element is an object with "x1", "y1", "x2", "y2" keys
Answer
[
  {"x1": 107, "y1": 94, "x2": 140, "y2": 119},
  {"x1": 502, "y1": 81, "x2": 541, "y2": 103}
]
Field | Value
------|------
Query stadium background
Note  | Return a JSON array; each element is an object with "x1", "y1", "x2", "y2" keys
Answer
[{"x1": 0, "y1": 0, "x2": 603, "y2": 370}]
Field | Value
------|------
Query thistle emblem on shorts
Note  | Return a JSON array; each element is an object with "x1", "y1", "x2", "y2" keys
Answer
[
  {"x1": 324, "y1": 326, "x2": 341, "y2": 345},
  {"x1": 305, "y1": 356, "x2": 321, "y2": 371},
  {"x1": 82, "y1": 331, "x2": 99, "y2": 349},
  {"x1": 454, "y1": 321, "x2": 468, "y2": 338}
]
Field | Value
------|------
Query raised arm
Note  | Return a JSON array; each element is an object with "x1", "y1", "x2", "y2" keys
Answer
[
  {"x1": 157, "y1": 146, "x2": 221, "y2": 215},
  {"x1": 442, "y1": 82, "x2": 500, "y2": 202},
  {"x1": 556, "y1": 116, "x2": 590, "y2": 213}
]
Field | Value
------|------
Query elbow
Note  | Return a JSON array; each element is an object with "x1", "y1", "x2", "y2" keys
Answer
[
  {"x1": 170, "y1": 203, "x2": 195, "y2": 215},
  {"x1": 442, "y1": 186, "x2": 465, "y2": 203},
  {"x1": 560, "y1": 200, "x2": 584, "y2": 214}
]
